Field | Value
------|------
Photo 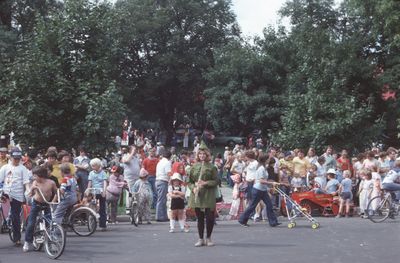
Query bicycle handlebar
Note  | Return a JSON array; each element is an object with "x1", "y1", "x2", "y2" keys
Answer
[{"x1": 34, "y1": 187, "x2": 60, "y2": 205}]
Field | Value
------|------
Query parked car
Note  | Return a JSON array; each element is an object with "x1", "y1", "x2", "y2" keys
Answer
[{"x1": 212, "y1": 133, "x2": 246, "y2": 147}]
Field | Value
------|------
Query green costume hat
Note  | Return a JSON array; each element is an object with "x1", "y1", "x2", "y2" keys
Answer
[{"x1": 198, "y1": 140, "x2": 209, "y2": 151}]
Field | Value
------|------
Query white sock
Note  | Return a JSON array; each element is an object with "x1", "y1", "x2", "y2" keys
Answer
[
  {"x1": 170, "y1": 220, "x2": 175, "y2": 230},
  {"x1": 178, "y1": 220, "x2": 185, "y2": 230}
]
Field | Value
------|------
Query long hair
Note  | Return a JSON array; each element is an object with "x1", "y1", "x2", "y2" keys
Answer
[{"x1": 195, "y1": 149, "x2": 211, "y2": 163}]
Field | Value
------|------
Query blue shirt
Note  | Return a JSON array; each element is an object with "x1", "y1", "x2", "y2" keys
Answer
[
  {"x1": 253, "y1": 166, "x2": 269, "y2": 192},
  {"x1": 341, "y1": 178, "x2": 352, "y2": 193},
  {"x1": 326, "y1": 178, "x2": 339, "y2": 194},
  {"x1": 88, "y1": 170, "x2": 107, "y2": 190}
]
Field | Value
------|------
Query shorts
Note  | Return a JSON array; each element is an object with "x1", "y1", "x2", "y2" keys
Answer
[{"x1": 340, "y1": 192, "x2": 352, "y2": 200}]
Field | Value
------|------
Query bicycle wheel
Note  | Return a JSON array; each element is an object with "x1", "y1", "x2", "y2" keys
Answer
[
  {"x1": 367, "y1": 195, "x2": 391, "y2": 223},
  {"x1": 32, "y1": 221, "x2": 44, "y2": 251},
  {"x1": 0, "y1": 209, "x2": 5, "y2": 234},
  {"x1": 71, "y1": 208, "x2": 97, "y2": 236},
  {"x1": 130, "y1": 202, "x2": 139, "y2": 226},
  {"x1": 8, "y1": 220, "x2": 17, "y2": 243},
  {"x1": 44, "y1": 223, "x2": 65, "y2": 259}
]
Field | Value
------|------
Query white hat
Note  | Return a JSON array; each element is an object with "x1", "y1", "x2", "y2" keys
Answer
[
  {"x1": 327, "y1": 168, "x2": 336, "y2": 175},
  {"x1": 387, "y1": 170, "x2": 397, "y2": 178},
  {"x1": 170, "y1": 173, "x2": 183, "y2": 182}
]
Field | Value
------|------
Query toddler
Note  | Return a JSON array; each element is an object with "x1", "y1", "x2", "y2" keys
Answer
[
  {"x1": 358, "y1": 170, "x2": 373, "y2": 218},
  {"x1": 132, "y1": 168, "x2": 153, "y2": 224},
  {"x1": 168, "y1": 173, "x2": 186, "y2": 232}
]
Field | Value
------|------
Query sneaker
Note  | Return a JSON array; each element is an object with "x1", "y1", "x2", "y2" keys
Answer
[
  {"x1": 270, "y1": 222, "x2": 281, "y2": 227},
  {"x1": 335, "y1": 214, "x2": 342, "y2": 218},
  {"x1": 206, "y1": 238, "x2": 214, "y2": 247},
  {"x1": 22, "y1": 242, "x2": 33, "y2": 252},
  {"x1": 238, "y1": 222, "x2": 250, "y2": 227},
  {"x1": 194, "y1": 239, "x2": 204, "y2": 247},
  {"x1": 169, "y1": 228, "x2": 174, "y2": 233},
  {"x1": 184, "y1": 227, "x2": 190, "y2": 233}
]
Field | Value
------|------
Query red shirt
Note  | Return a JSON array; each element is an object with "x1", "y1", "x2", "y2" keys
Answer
[
  {"x1": 337, "y1": 157, "x2": 353, "y2": 174},
  {"x1": 142, "y1": 157, "x2": 159, "y2": 176}
]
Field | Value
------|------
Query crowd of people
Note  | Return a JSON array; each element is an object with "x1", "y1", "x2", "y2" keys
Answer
[{"x1": 1, "y1": 134, "x2": 400, "y2": 252}]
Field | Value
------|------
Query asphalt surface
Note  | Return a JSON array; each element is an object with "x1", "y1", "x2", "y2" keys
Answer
[{"x1": 1, "y1": 216, "x2": 399, "y2": 263}]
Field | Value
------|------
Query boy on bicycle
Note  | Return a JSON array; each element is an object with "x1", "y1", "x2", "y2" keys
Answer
[
  {"x1": 23, "y1": 166, "x2": 57, "y2": 252},
  {"x1": 52, "y1": 164, "x2": 78, "y2": 224}
]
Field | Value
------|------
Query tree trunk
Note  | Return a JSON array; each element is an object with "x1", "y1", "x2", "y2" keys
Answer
[{"x1": 0, "y1": 0, "x2": 12, "y2": 29}]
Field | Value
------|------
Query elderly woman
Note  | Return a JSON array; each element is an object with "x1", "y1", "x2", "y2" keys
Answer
[{"x1": 188, "y1": 142, "x2": 218, "y2": 247}]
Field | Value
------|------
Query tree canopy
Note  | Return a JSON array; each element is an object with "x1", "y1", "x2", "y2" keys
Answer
[{"x1": 0, "y1": 0, "x2": 399, "y2": 152}]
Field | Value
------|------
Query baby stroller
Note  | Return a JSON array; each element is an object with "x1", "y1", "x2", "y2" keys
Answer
[{"x1": 274, "y1": 184, "x2": 320, "y2": 229}]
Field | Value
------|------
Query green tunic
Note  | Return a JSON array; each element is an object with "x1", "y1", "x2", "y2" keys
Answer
[{"x1": 188, "y1": 162, "x2": 218, "y2": 209}]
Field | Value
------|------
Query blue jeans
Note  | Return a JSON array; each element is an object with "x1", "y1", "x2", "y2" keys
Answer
[
  {"x1": 25, "y1": 200, "x2": 51, "y2": 243},
  {"x1": 10, "y1": 198, "x2": 23, "y2": 242},
  {"x1": 382, "y1": 183, "x2": 400, "y2": 200},
  {"x1": 239, "y1": 188, "x2": 278, "y2": 226},
  {"x1": 147, "y1": 176, "x2": 157, "y2": 209},
  {"x1": 155, "y1": 180, "x2": 168, "y2": 221},
  {"x1": 96, "y1": 194, "x2": 107, "y2": 228},
  {"x1": 53, "y1": 196, "x2": 77, "y2": 224}
]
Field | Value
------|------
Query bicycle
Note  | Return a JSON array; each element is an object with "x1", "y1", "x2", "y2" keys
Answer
[
  {"x1": 61, "y1": 189, "x2": 98, "y2": 236},
  {"x1": 367, "y1": 190, "x2": 400, "y2": 223},
  {"x1": 0, "y1": 189, "x2": 14, "y2": 241},
  {"x1": 126, "y1": 185, "x2": 139, "y2": 226},
  {"x1": 31, "y1": 188, "x2": 66, "y2": 259}
]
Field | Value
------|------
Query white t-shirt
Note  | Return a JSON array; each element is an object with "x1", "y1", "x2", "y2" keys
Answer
[
  {"x1": 0, "y1": 163, "x2": 30, "y2": 202},
  {"x1": 383, "y1": 170, "x2": 400, "y2": 184},
  {"x1": 231, "y1": 160, "x2": 245, "y2": 174},
  {"x1": 245, "y1": 160, "x2": 258, "y2": 182},
  {"x1": 156, "y1": 158, "x2": 172, "y2": 182},
  {"x1": 122, "y1": 154, "x2": 141, "y2": 181}
]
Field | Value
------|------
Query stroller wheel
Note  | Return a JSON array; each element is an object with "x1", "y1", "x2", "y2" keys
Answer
[
  {"x1": 287, "y1": 222, "x2": 296, "y2": 229},
  {"x1": 311, "y1": 223, "x2": 319, "y2": 229}
]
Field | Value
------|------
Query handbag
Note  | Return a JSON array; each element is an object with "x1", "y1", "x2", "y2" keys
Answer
[{"x1": 215, "y1": 185, "x2": 223, "y2": 203}]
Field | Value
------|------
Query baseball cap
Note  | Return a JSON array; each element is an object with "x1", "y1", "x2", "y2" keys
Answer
[{"x1": 10, "y1": 147, "x2": 22, "y2": 159}]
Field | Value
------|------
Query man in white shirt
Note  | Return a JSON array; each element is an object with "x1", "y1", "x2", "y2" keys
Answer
[
  {"x1": 0, "y1": 148, "x2": 30, "y2": 246},
  {"x1": 155, "y1": 150, "x2": 172, "y2": 221},
  {"x1": 122, "y1": 145, "x2": 141, "y2": 211},
  {"x1": 73, "y1": 147, "x2": 91, "y2": 199}
]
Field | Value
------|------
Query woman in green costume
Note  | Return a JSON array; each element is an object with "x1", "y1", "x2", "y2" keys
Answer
[{"x1": 188, "y1": 142, "x2": 218, "y2": 247}]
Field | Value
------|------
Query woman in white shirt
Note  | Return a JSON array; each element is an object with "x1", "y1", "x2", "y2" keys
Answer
[{"x1": 238, "y1": 154, "x2": 280, "y2": 227}]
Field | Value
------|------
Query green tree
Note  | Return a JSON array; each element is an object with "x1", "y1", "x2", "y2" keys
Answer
[
  {"x1": 204, "y1": 34, "x2": 286, "y2": 135},
  {"x1": 113, "y1": 0, "x2": 238, "y2": 142},
  {"x1": 272, "y1": 0, "x2": 384, "y2": 152},
  {"x1": 0, "y1": 0, "x2": 126, "y2": 152}
]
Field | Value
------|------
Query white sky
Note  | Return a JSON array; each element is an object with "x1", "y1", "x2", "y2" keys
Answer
[{"x1": 231, "y1": 0, "x2": 287, "y2": 37}]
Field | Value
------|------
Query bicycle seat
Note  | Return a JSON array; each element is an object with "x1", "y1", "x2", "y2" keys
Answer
[{"x1": 36, "y1": 203, "x2": 50, "y2": 211}]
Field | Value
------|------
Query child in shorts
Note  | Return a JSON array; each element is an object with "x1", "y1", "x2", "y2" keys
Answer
[
  {"x1": 336, "y1": 170, "x2": 353, "y2": 218},
  {"x1": 168, "y1": 173, "x2": 186, "y2": 233}
]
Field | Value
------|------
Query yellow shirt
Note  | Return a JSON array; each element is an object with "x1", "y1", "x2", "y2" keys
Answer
[
  {"x1": 52, "y1": 162, "x2": 76, "y2": 184},
  {"x1": 292, "y1": 157, "x2": 310, "y2": 177},
  {"x1": 279, "y1": 159, "x2": 294, "y2": 176},
  {"x1": 0, "y1": 157, "x2": 8, "y2": 168}
]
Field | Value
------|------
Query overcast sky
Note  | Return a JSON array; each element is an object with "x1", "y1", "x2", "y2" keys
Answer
[{"x1": 231, "y1": 0, "x2": 287, "y2": 37}]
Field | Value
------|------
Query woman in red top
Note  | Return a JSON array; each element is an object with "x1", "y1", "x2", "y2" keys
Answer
[{"x1": 337, "y1": 149, "x2": 353, "y2": 177}]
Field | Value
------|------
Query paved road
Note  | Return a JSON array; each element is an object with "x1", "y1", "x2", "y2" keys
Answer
[{"x1": 1, "y1": 217, "x2": 399, "y2": 263}]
